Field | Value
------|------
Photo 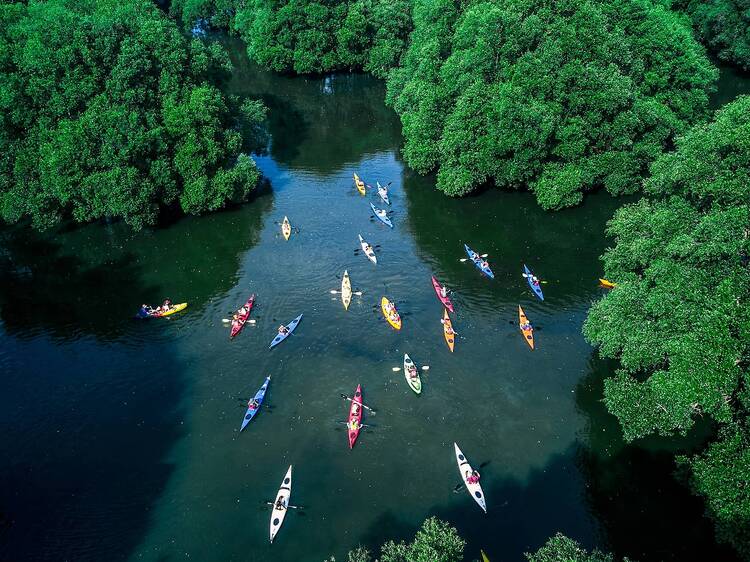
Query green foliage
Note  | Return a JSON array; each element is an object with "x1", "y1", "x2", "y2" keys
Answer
[
  {"x1": 385, "y1": 0, "x2": 717, "y2": 209},
  {"x1": 0, "y1": 0, "x2": 264, "y2": 230},
  {"x1": 585, "y1": 96, "x2": 750, "y2": 555},
  {"x1": 525, "y1": 533, "x2": 632, "y2": 562},
  {"x1": 681, "y1": 0, "x2": 750, "y2": 70},
  {"x1": 324, "y1": 517, "x2": 464, "y2": 562},
  {"x1": 233, "y1": 0, "x2": 412, "y2": 76}
]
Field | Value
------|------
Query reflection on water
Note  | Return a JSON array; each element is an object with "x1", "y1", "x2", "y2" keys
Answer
[{"x1": 2, "y1": 40, "x2": 747, "y2": 562}]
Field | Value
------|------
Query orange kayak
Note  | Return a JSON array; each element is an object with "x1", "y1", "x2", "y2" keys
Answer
[
  {"x1": 599, "y1": 278, "x2": 616, "y2": 289},
  {"x1": 518, "y1": 305, "x2": 534, "y2": 350},
  {"x1": 442, "y1": 309, "x2": 455, "y2": 352},
  {"x1": 381, "y1": 297, "x2": 401, "y2": 330}
]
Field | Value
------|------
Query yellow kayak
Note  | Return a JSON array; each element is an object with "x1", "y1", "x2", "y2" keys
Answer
[
  {"x1": 281, "y1": 216, "x2": 291, "y2": 240},
  {"x1": 599, "y1": 278, "x2": 616, "y2": 289},
  {"x1": 381, "y1": 296, "x2": 401, "y2": 330},
  {"x1": 156, "y1": 303, "x2": 187, "y2": 317},
  {"x1": 353, "y1": 173, "x2": 366, "y2": 195},
  {"x1": 341, "y1": 270, "x2": 352, "y2": 310},
  {"x1": 481, "y1": 550, "x2": 490, "y2": 562}
]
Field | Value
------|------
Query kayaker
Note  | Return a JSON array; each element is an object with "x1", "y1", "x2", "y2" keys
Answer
[
  {"x1": 466, "y1": 469, "x2": 480, "y2": 484},
  {"x1": 520, "y1": 322, "x2": 532, "y2": 331},
  {"x1": 531, "y1": 275, "x2": 540, "y2": 286},
  {"x1": 480, "y1": 259, "x2": 489, "y2": 269},
  {"x1": 161, "y1": 298, "x2": 172, "y2": 311},
  {"x1": 408, "y1": 368, "x2": 418, "y2": 380},
  {"x1": 348, "y1": 419, "x2": 359, "y2": 431},
  {"x1": 247, "y1": 398, "x2": 259, "y2": 410},
  {"x1": 440, "y1": 286, "x2": 448, "y2": 298},
  {"x1": 351, "y1": 402, "x2": 360, "y2": 417},
  {"x1": 278, "y1": 325, "x2": 289, "y2": 335},
  {"x1": 140, "y1": 304, "x2": 152, "y2": 316},
  {"x1": 274, "y1": 498, "x2": 285, "y2": 510}
]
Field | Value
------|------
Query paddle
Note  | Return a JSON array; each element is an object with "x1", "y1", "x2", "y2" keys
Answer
[
  {"x1": 521, "y1": 273, "x2": 549, "y2": 284},
  {"x1": 452, "y1": 461, "x2": 491, "y2": 492},
  {"x1": 222, "y1": 318, "x2": 257, "y2": 325},
  {"x1": 392, "y1": 365, "x2": 430, "y2": 372},
  {"x1": 460, "y1": 253, "x2": 489, "y2": 262},
  {"x1": 329, "y1": 290, "x2": 363, "y2": 296},
  {"x1": 265, "y1": 501, "x2": 305, "y2": 510},
  {"x1": 336, "y1": 421, "x2": 376, "y2": 428},
  {"x1": 340, "y1": 393, "x2": 377, "y2": 414}
]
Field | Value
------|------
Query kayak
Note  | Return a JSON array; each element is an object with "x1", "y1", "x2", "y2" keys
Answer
[
  {"x1": 442, "y1": 309, "x2": 455, "y2": 352},
  {"x1": 518, "y1": 305, "x2": 534, "y2": 350},
  {"x1": 240, "y1": 375, "x2": 270, "y2": 431},
  {"x1": 341, "y1": 270, "x2": 352, "y2": 310},
  {"x1": 358, "y1": 234, "x2": 377, "y2": 264},
  {"x1": 454, "y1": 443, "x2": 487, "y2": 513},
  {"x1": 269, "y1": 465, "x2": 292, "y2": 543},
  {"x1": 230, "y1": 294, "x2": 255, "y2": 339},
  {"x1": 481, "y1": 550, "x2": 490, "y2": 562},
  {"x1": 281, "y1": 216, "x2": 291, "y2": 240},
  {"x1": 431, "y1": 275, "x2": 454, "y2": 313},
  {"x1": 464, "y1": 244, "x2": 494, "y2": 279},
  {"x1": 269, "y1": 314, "x2": 303, "y2": 349},
  {"x1": 370, "y1": 203, "x2": 393, "y2": 228},
  {"x1": 353, "y1": 172, "x2": 366, "y2": 195},
  {"x1": 599, "y1": 278, "x2": 617, "y2": 289},
  {"x1": 523, "y1": 264, "x2": 544, "y2": 300},
  {"x1": 381, "y1": 296, "x2": 401, "y2": 330},
  {"x1": 377, "y1": 182, "x2": 390, "y2": 205},
  {"x1": 137, "y1": 302, "x2": 188, "y2": 318},
  {"x1": 348, "y1": 384, "x2": 364, "y2": 449},
  {"x1": 403, "y1": 354, "x2": 422, "y2": 394}
]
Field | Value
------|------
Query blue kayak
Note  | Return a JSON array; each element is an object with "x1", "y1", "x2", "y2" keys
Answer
[
  {"x1": 464, "y1": 244, "x2": 494, "y2": 278},
  {"x1": 370, "y1": 203, "x2": 393, "y2": 228},
  {"x1": 524, "y1": 264, "x2": 544, "y2": 301},
  {"x1": 269, "y1": 314, "x2": 303, "y2": 349},
  {"x1": 240, "y1": 376, "x2": 270, "y2": 431}
]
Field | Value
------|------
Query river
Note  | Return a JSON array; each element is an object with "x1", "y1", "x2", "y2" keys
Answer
[{"x1": 1, "y1": 38, "x2": 748, "y2": 562}]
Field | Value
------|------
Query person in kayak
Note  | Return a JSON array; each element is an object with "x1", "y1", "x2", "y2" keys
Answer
[
  {"x1": 274, "y1": 498, "x2": 286, "y2": 510},
  {"x1": 278, "y1": 325, "x2": 289, "y2": 335},
  {"x1": 348, "y1": 419, "x2": 359, "y2": 431},
  {"x1": 247, "y1": 398, "x2": 259, "y2": 410},
  {"x1": 520, "y1": 321, "x2": 532, "y2": 331},
  {"x1": 440, "y1": 285, "x2": 449, "y2": 298},
  {"x1": 465, "y1": 469, "x2": 481, "y2": 485},
  {"x1": 480, "y1": 259, "x2": 489, "y2": 270},
  {"x1": 161, "y1": 299, "x2": 172, "y2": 312},
  {"x1": 238, "y1": 305, "x2": 248, "y2": 316},
  {"x1": 140, "y1": 304, "x2": 153, "y2": 316},
  {"x1": 440, "y1": 317, "x2": 455, "y2": 335},
  {"x1": 408, "y1": 367, "x2": 418, "y2": 381}
]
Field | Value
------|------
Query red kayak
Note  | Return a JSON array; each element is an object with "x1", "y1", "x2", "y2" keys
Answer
[
  {"x1": 230, "y1": 294, "x2": 255, "y2": 339},
  {"x1": 348, "y1": 384, "x2": 364, "y2": 449},
  {"x1": 431, "y1": 276, "x2": 454, "y2": 313}
]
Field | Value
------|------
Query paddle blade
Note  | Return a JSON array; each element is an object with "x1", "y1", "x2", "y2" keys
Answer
[
  {"x1": 459, "y1": 258, "x2": 468, "y2": 262},
  {"x1": 330, "y1": 290, "x2": 338, "y2": 294},
  {"x1": 392, "y1": 367, "x2": 401, "y2": 371},
  {"x1": 222, "y1": 318, "x2": 231, "y2": 323},
  {"x1": 421, "y1": 366, "x2": 430, "y2": 371}
]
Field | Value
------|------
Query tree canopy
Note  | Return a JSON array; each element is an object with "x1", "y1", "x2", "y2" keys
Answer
[
  {"x1": 526, "y1": 533, "x2": 633, "y2": 562},
  {"x1": 679, "y1": 0, "x2": 750, "y2": 70},
  {"x1": 385, "y1": 0, "x2": 717, "y2": 209},
  {"x1": 0, "y1": 0, "x2": 265, "y2": 230},
  {"x1": 584, "y1": 95, "x2": 750, "y2": 554}
]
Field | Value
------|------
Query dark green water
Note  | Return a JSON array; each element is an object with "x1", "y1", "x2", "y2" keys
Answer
[{"x1": 1, "y1": 40, "x2": 747, "y2": 562}]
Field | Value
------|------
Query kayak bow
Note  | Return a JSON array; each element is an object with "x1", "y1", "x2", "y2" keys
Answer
[{"x1": 599, "y1": 278, "x2": 617, "y2": 289}]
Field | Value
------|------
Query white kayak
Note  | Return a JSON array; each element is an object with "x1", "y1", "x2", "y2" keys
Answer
[
  {"x1": 341, "y1": 270, "x2": 352, "y2": 310},
  {"x1": 403, "y1": 353, "x2": 422, "y2": 394},
  {"x1": 377, "y1": 181, "x2": 390, "y2": 205},
  {"x1": 454, "y1": 443, "x2": 486, "y2": 513},
  {"x1": 358, "y1": 234, "x2": 377, "y2": 264},
  {"x1": 269, "y1": 465, "x2": 292, "y2": 543},
  {"x1": 370, "y1": 203, "x2": 393, "y2": 228}
]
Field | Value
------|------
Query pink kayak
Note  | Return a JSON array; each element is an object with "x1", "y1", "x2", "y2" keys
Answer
[{"x1": 431, "y1": 276, "x2": 454, "y2": 313}]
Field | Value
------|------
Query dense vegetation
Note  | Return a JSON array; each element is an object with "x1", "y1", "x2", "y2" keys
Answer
[
  {"x1": 386, "y1": 0, "x2": 717, "y2": 208},
  {"x1": 584, "y1": 95, "x2": 750, "y2": 555},
  {"x1": 170, "y1": 0, "x2": 412, "y2": 77},
  {"x1": 679, "y1": 0, "x2": 750, "y2": 70},
  {"x1": 324, "y1": 520, "x2": 626, "y2": 562},
  {"x1": 0, "y1": 0, "x2": 265, "y2": 230}
]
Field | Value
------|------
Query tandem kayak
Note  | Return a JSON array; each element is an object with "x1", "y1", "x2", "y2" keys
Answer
[
  {"x1": 523, "y1": 264, "x2": 544, "y2": 300},
  {"x1": 381, "y1": 297, "x2": 401, "y2": 330},
  {"x1": 518, "y1": 305, "x2": 534, "y2": 350},
  {"x1": 403, "y1": 353, "x2": 422, "y2": 394},
  {"x1": 353, "y1": 173, "x2": 366, "y2": 195},
  {"x1": 348, "y1": 384, "x2": 364, "y2": 449},
  {"x1": 464, "y1": 244, "x2": 494, "y2": 278},
  {"x1": 240, "y1": 375, "x2": 270, "y2": 431},
  {"x1": 230, "y1": 294, "x2": 255, "y2": 339},
  {"x1": 269, "y1": 465, "x2": 292, "y2": 543},
  {"x1": 431, "y1": 276, "x2": 454, "y2": 313},
  {"x1": 281, "y1": 216, "x2": 291, "y2": 240},
  {"x1": 599, "y1": 278, "x2": 617, "y2": 289},
  {"x1": 377, "y1": 182, "x2": 390, "y2": 205},
  {"x1": 370, "y1": 203, "x2": 393, "y2": 228},
  {"x1": 454, "y1": 442, "x2": 487, "y2": 513},
  {"x1": 442, "y1": 309, "x2": 455, "y2": 352},
  {"x1": 136, "y1": 302, "x2": 187, "y2": 318},
  {"x1": 358, "y1": 234, "x2": 377, "y2": 264},
  {"x1": 269, "y1": 314, "x2": 303, "y2": 349},
  {"x1": 341, "y1": 270, "x2": 352, "y2": 310}
]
